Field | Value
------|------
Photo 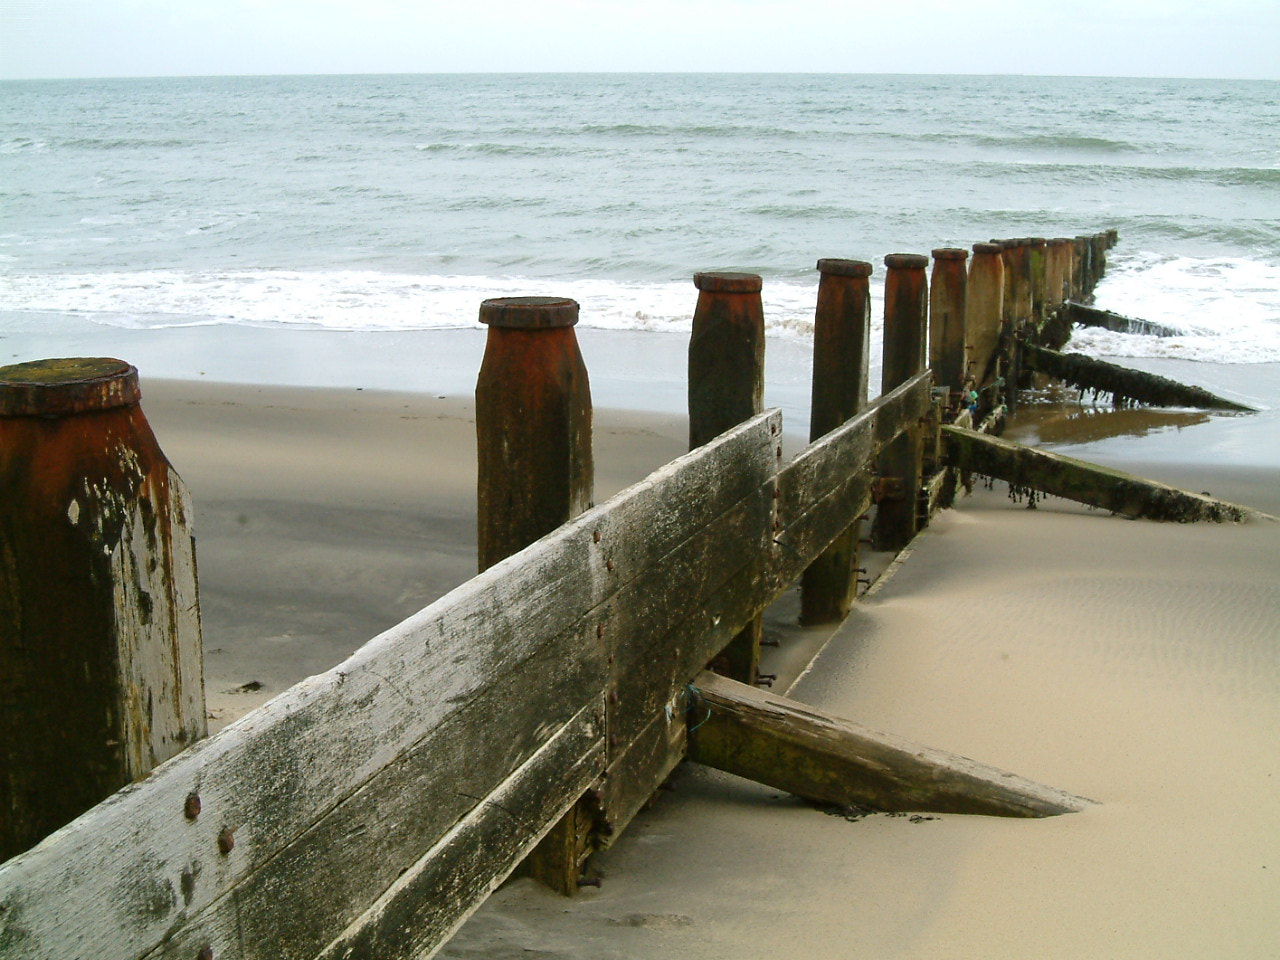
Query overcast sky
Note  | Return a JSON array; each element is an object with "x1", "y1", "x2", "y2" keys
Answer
[{"x1": 2, "y1": 0, "x2": 1278, "y2": 81}]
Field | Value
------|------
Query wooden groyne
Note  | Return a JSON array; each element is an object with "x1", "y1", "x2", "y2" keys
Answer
[{"x1": 2, "y1": 228, "x2": 1265, "y2": 960}]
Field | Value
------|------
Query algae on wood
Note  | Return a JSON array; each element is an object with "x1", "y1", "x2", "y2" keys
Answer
[
  {"x1": 1021, "y1": 343, "x2": 1253, "y2": 412},
  {"x1": 941, "y1": 425, "x2": 1268, "y2": 523}
]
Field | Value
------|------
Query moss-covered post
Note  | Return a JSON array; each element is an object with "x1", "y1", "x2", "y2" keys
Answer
[
  {"x1": 873, "y1": 254, "x2": 929, "y2": 552},
  {"x1": 688, "y1": 271, "x2": 766, "y2": 681},
  {"x1": 966, "y1": 242, "x2": 1005, "y2": 391},
  {"x1": 476, "y1": 296, "x2": 595, "y2": 896},
  {"x1": 928, "y1": 247, "x2": 969, "y2": 405},
  {"x1": 0, "y1": 358, "x2": 205, "y2": 862},
  {"x1": 800, "y1": 259, "x2": 872, "y2": 625}
]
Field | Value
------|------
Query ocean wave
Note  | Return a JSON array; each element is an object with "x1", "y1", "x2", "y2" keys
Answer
[
  {"x1": 55, "y1": 137, "x2": 197, "y2": 151},
  {"x1": 1072, "y1": 251, "x2": 1280, "y2": 363}
]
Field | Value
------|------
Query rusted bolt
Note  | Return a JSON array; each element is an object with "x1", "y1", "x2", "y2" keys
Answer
[
  {"x1": 761, "y1": 638, "x2": 779, "y2": 648},
  {"x1": 184, "y1": 792, "x2": 201, "y2": 821},
  {"x1": 197, "y1": 948, "x2": 214, "y2": 960},
  {"x1": 578, "y1": 877, "x2": 602, "y2": 888},
  {"x1": 755, "y1": 674, "x2": 776, "y2": 687},
  {"x1": 775, "y1": 446, "x2": 783, "y2": 459},
  {"x1": 596, "y1": 623, "x2": 604, "y2": 639},
  {"x1": 217, "y1": 828, "x2": 235, "y2": 855},
  {"x1": 606, "y1": 559, "x2": 615, "y2": 573},
  {"x1": 608, "y1": 689, "x2": 619, "y2": 705},
  {"x1": 593, "y1": 529, "x2": 601, "y2": 543},
  {"x1": 608, "y1": 734, "x2": 618, "y2": 749},
  {"x1": 772, "y1": 487, "x2": 780, "y2": 500}
]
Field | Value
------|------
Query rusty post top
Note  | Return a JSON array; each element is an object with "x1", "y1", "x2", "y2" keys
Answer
[
  {"x1": 972, "y1": 242, "x2": 1003, "y2": 255},
  {"x1": 1047, "y1": 237, "x2": 1072, "y2": 247},
  {"x1": 1027, "y1": 237, "x2": 1047, "y2": 247},
  {"x1": 816, "y1": 258, "x2": 873, "y2": 278},
  {"x1": 693, "y1": 272, "x2": 762, "y2": 294},
  {"x1": 884, "y1": 253, "x2": 929, "y2": 270},
  {"x1": 0, "y1": 357, "x2": 141, "y2": 418},
  {"x1": 931, "y1": 247, "x2": 969, "y2": 261},
  {"x1": 479, "y1": 296, "x2": 579, "y2": 329}
]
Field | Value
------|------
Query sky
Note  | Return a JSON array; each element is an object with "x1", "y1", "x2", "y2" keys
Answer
[{"x1": 1, "y1": 0, "x2": 1278, "y2": 81}]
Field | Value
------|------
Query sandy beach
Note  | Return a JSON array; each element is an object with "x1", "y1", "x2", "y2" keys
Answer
[{"x1": 128, "y1": 345, "x2": 1280, "y2": 960}]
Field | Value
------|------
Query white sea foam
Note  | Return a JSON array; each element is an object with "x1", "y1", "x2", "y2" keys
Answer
[
  {"x1": 1072, "y1": 251, "x2": 1280, "y2": 364},
  {"x1": 3, "y1": 250, "x2": 1276, "y2": 364},
  {"x1": 0, "y1": 269, "x2": 833, "y2": 341}
]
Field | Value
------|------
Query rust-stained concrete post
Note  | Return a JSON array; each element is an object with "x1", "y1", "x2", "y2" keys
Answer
[
  {"x1": 0, "y1": 358, "x2": 205, "y2": 862},
  {"x1": 966, "y1": 242, "x2": 1005, "y2": 391},
  {"x1": 873, "y1": 254, "x2": 929, "y2": 553},
  {"x1": 688, "y1": 271, "x2": 765, "y2": 683},
  {"x1": 476, "y1": 297, "x2": 593, "y2": 573},
  {"x1": 800, "y1": 259, "x2": 872, "y2": 625},
  {"x1": 928, "y1": 247, "x2": 969, "y2": 401},
  {"x1": 688, "y1": 272, "x2": 765, "y2": 450}
]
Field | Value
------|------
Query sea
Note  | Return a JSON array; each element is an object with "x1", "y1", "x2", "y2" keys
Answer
[{"x1": 2, "y1": 72, "x2": 1279, "y2": 412}]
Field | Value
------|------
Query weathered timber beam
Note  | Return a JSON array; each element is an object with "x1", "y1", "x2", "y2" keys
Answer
[
  {"x1": 941, "y1": 425, "x2": 1271, "y2": 523},
  {"x1": 1064, "y1": 300, "x2": 1182, "y2": 338},
  {"x1": 686, "y1": 671, "x2": 1091, "y2": 817},
  {"x1": 1022, "y1": 342, "x2": 1254, "y2": 411}
]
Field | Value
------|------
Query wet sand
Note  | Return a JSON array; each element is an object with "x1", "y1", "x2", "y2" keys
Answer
[{"x1": 136, "y1": 358, "x2": 1280, "y2": 959}]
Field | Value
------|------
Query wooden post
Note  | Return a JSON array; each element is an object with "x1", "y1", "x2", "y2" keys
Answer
[
  {"x1": 965, "y1": 242, "x2": 1005, "y2": 392},
  {"x1": 476, "y1": 296, "x2": 593, "y2": 572},
  {"x1": 1027, "y1": 237, "x2": 1047, "y2": 329},
  {"x1": 928, "y1": 247, "x2": 969, "y2": 402},
  {"x1": 476, "y1": 296, "x2": 596, "y2": 896},
  {"x1": 1075, "y1": 235, "x2": 1094, "y2": 300},
  {"x1": 0, "y1": 358, "x2": 205, "y2": 862},
  {"x1": 1046, "y1": 238, "x2": 1071, "y2": 311},
  {"x1": 688, "y1": 271, "x2": 765, "y2": 682},
  {"x1": 800, "y1": 258, "x2": 872, "y2": 625},
  {"x1": 998, "y1": 238, "x2": 1019, "y2": 332},
  {"x1": 1091, "y1": 232, "x2": 1109, "y2": 290},
  {"x1": 873, "y1": 254, "x2": 928, "y2": 552},
  {"x1": 688, "y1": 272, "x2": 765, "y2": 449}
]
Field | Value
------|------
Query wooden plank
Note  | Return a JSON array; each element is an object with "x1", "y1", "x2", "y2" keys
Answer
[
  {"x1": 138, "y1": 634, "x2": 607, "y2": 960},
  {"x1": 686, "y1": 672, "x2": 1092, "y2": 817},
  {"x1": 1021, "y1": 342, "x2": 1253, "y2": 411},
  {"x1": 0, "y1": 412, "x2": 781, "y2": 960},
  {"x1": 315, "y1": 703, "x2": 605, "y2": 960},
  {"x1": 941, "y1": 425, "x2": 1270, "y2": 522},
  {"x1": 595, "y1": 704, "x2": 687, "y2": 850}
]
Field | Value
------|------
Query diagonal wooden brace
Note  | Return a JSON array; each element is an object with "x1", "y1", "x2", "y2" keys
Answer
[
  {"x1": 686, "y1": 671, "x2": 1092, "y2": 818},
  {"x1": 940, "y1": 425, "x2": 1272, "y2": 523}
]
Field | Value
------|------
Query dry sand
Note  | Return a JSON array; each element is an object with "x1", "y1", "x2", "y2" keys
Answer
[{"x1": 138, "y1": 375, "x2": 1280, "y2": 960}]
